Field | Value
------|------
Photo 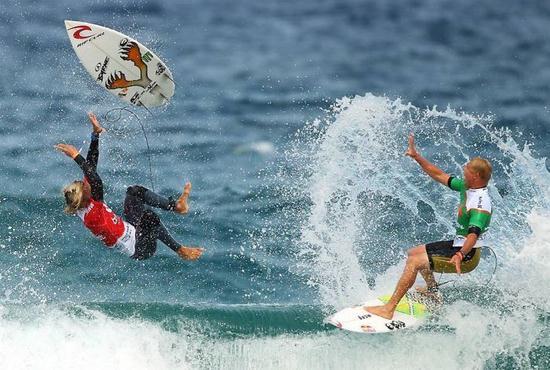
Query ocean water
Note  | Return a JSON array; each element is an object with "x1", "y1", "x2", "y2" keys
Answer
[{"x1": 1, "y1": 0, "x2": 549, "y2": 369}]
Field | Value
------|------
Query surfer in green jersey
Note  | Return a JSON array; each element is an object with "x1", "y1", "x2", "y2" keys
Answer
[{"x1": 366, "y1": 133, "x2": 493, "y2": 320}]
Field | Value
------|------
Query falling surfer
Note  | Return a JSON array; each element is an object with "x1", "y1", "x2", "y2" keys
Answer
[
  {"x1": 365, "y1": 133, "x2": 493, "y2": 319},
  {"x1": 55, "y1": 112, "x2": 204, "y2": 261}
]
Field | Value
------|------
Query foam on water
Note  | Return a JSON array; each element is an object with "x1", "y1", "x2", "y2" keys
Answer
[
  {"x1": 0, "y1": 301, "x2": 546, "y2": 370},
  {"x1": 275, "y1": 94, "x2": 549, "y2": 369},
  {"x1": 1, "y1": 94, "x2": 548, "y2": 369},
  {"x1": 290, "y1": 94, "x2": 549, "y2": 311},
  {"x1": 0, "y1": 305, "x2": 188, "y2": 370}
]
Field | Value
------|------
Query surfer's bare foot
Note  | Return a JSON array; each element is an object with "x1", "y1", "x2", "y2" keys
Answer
[
  {"x1": 365, "y1": 305, "x2": 394, "y2": 320},
  {"x1": 174, "y1": 182, "x2": 192, "y2": 214},
  {"x1": 177, "y1": 246, "x2": 204, "y2": 261}
]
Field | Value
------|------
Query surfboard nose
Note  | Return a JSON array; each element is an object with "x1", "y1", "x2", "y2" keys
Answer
[{"x1": 64, "y1": 20, "x2": 85, "y2": 30}]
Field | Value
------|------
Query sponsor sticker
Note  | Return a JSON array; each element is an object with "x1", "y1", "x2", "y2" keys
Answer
[
  {"x1": 385, "y1": 320, "x2": 406, "y2": 330},
  {"x1": 142, "y1": 51, "x2": 153, "y2": 63},
  {"x1": 129, "y1": 81, "x2": 158, "y2": 105},
  {"x1": 76, "y1": 31, "x2": 105, "y2": 48},
  {"x1": 361, "y1": 325, "x2": 376, "y2": 333},
  {"x1": 96, "y1": 56, "x2": 110, "y2": 82},
  {"x1": 68, "y1": 25, "x2": 95, "y2": 40},
  {"x1": 155, "y1": 62, "x2": 166, "y2": 76}
]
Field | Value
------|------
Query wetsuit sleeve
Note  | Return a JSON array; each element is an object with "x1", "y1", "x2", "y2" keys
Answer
[
  {"x1": 447, "y1": 177, "x2": 465, "y2": 191},
  {"x1": 86, "y1": 132, "x2": 100, "y2": 171},
  {"x1": 468, "y1": 209, "x2": 490, "y2": 233},
  {"x1": 74, "y1": 154, "x2": 104, "y2": 201}
]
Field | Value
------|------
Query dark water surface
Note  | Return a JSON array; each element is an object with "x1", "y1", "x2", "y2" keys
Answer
[{"x1": 0, "y1": 0, "x2": 549, "y2": 369}]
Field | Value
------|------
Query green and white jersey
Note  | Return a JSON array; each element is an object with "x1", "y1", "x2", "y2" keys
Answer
[{"x1": 448, "y1": 177, "x2": 492, "y2": 247}]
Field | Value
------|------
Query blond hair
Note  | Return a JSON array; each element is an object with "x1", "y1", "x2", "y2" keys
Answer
[
  {"x1": 468, "y1": 157, "x2": 492, "y2": 182},
  {"x1": 63, "y1": 181, "x2": 84, "y2": 214}
]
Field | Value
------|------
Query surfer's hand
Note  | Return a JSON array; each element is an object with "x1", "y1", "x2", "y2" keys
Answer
[
  {"x1": 55, "y1": 143, "x2": 80, "y2": 159},
  {"x1": 450, "y1": 253, "x2": 463, "y2": 274},
  {"x1": 87, "y1": 112, "x2": 105, "y2": 134},
  {"x1": 177, "y1": 246, "x2": 204, "y2": 261},
  {"x1": 405, "y1": 133, "x2": 419, "y2": 159}
]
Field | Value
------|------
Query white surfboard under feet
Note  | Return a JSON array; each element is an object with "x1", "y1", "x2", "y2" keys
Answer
[
  {"x1": 65, "y1": 20, "x2": 175, "y2": 108},
  {"x1": 325, "y1": 294, "x2": 429, "y2": 334}
]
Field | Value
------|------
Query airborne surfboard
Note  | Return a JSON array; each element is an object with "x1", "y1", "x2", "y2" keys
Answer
[
  {"x1": 64, "y1": 20, "x2": 175, "y2": 108},
  {"x1": 325, "y1": 294, "x2": 429, "y2": 334}
]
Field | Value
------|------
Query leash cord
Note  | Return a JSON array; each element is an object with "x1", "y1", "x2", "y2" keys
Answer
[{"x1": 102, "y1": 107, "x2": 156, "y2": 191}]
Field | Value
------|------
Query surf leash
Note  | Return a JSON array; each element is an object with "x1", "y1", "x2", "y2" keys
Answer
[{"x1": 102, "y1": 107, "x2": 156, "y2": 191}]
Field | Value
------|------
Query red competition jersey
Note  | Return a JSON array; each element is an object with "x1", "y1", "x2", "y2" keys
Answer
[{"x1": 76, "y1": 179, "x2": 125, "y2": 246}]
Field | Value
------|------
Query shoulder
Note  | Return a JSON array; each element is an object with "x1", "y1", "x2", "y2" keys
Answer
[{"x1": 448, "y1": 176, "x2": 465, "y2": 191}]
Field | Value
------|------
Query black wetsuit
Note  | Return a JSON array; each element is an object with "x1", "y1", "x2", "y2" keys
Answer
[{"x1": 74, "y1": 133, "x2": 182, "y2": 260}]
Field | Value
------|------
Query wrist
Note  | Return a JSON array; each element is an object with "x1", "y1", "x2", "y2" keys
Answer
[{"x1": 456, "y1": 250, "x2": 465, "y2": 260}]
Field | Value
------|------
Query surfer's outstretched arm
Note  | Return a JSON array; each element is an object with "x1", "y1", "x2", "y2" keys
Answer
[
  {"x1": 75, "y1": 154, "x2": 104, "y2": 201},
  {"x1": 405, "y1": 133, "x2": 450, "y2": 186},
  {"x1": 55, "y1": 142, "x2": 104, "y2": 202},
  {"x1": 86, "y1": 132, "x2": 100, "y2": 170},
  {"x1": 85, "y1": 112, "x2": 105, "y2": 171}
]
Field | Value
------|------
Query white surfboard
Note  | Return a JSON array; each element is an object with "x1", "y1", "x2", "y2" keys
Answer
[
  {"x1": 65, "y1": 20, "x2": 175, "y2": 108},
  {"x1": 325, "y1": 294, "x2": 429, "y2": 334}
]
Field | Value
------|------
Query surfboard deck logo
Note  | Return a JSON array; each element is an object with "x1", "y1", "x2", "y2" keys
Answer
[
  {"x1": 68, "y1": 25, "x2": 95, "y2": 40},
  {"x1": 325, "y1": 294, "x2": 430, "y2": 334},
  {"x1": 107, "y1": 40, "x2": 151, "y2": 90},
  {"x1": 64, "y1": 20, "x2": 175, "y2": 108}
]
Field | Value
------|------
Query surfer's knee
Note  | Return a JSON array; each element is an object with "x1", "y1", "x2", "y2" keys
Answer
[
  {"x1": 407, "y1": 244, "x2": 426, "y2": 257},
  {"x1": 127, "y1": 185, "x2": 148, "y2": 198},
  {"x1": 406, "y1": 255, "x2": 426, "y2": 271}
]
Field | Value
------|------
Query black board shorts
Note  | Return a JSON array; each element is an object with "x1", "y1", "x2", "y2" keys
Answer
[{"x1": 425, "y1": 240, "x2": 476, "y2": 270}]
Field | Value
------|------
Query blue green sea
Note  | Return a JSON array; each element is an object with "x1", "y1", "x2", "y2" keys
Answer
[{"x1": 0, "y1": 0, "x2": 549, "y2": 369}]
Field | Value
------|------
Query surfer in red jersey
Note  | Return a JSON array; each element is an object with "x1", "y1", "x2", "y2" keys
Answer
[{"x1": 55, "y1": 112, "x2": 203, "y2": 261}]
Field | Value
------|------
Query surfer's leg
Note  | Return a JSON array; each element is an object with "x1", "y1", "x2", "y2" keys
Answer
[
  {"x1": 408, "y1": 245, "x2": 438, "y2": 291},
  {"x1": 155, "y1": 217, "x2": 203, "y2": 260},
  {"x1": 127, "y1": 186, "x2": 202, "y2": 260},
  {"x1": 407, "y1": 244, "x2": 426, "y2": 257},
  {"x1": 132, "y1": 210, "x2": 160, "y2": 260},
  {"x1": 419, "y1": 269, "x2": 438, "y2": 291},
  {"x1": 135, "y1": 209, "x2": 180, "y2": 252},
  {"x1": 366, "y1": 253, "x2": 430, "y2": 320},
  {"x1": 126, "y1": 185, "x2": 176, "y2": 211},
  {"x1": 126, "y1": 184, "x2": 192, "y2": 215},
  {"x1": 156, "y1": 219, "x2": 182, "y2": 253},
  {"x1": 133, "y1": 207, "x2": 200, "y2": 259},
  {"x1": 123, "y1": 187, "x2": 146, "y2": 226}
]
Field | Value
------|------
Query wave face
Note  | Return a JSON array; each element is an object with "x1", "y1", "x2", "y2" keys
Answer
[
  {"x1": 5, "y1": 95, "x2": 547, "y2": 370},
  {"x1": 290, "y1": 94, "x2": 550, "y2": 310}
]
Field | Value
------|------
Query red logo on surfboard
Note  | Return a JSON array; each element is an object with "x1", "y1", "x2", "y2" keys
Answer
[{"x1": 68, "y1": 25, "x2": 95, "y2": 40}]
